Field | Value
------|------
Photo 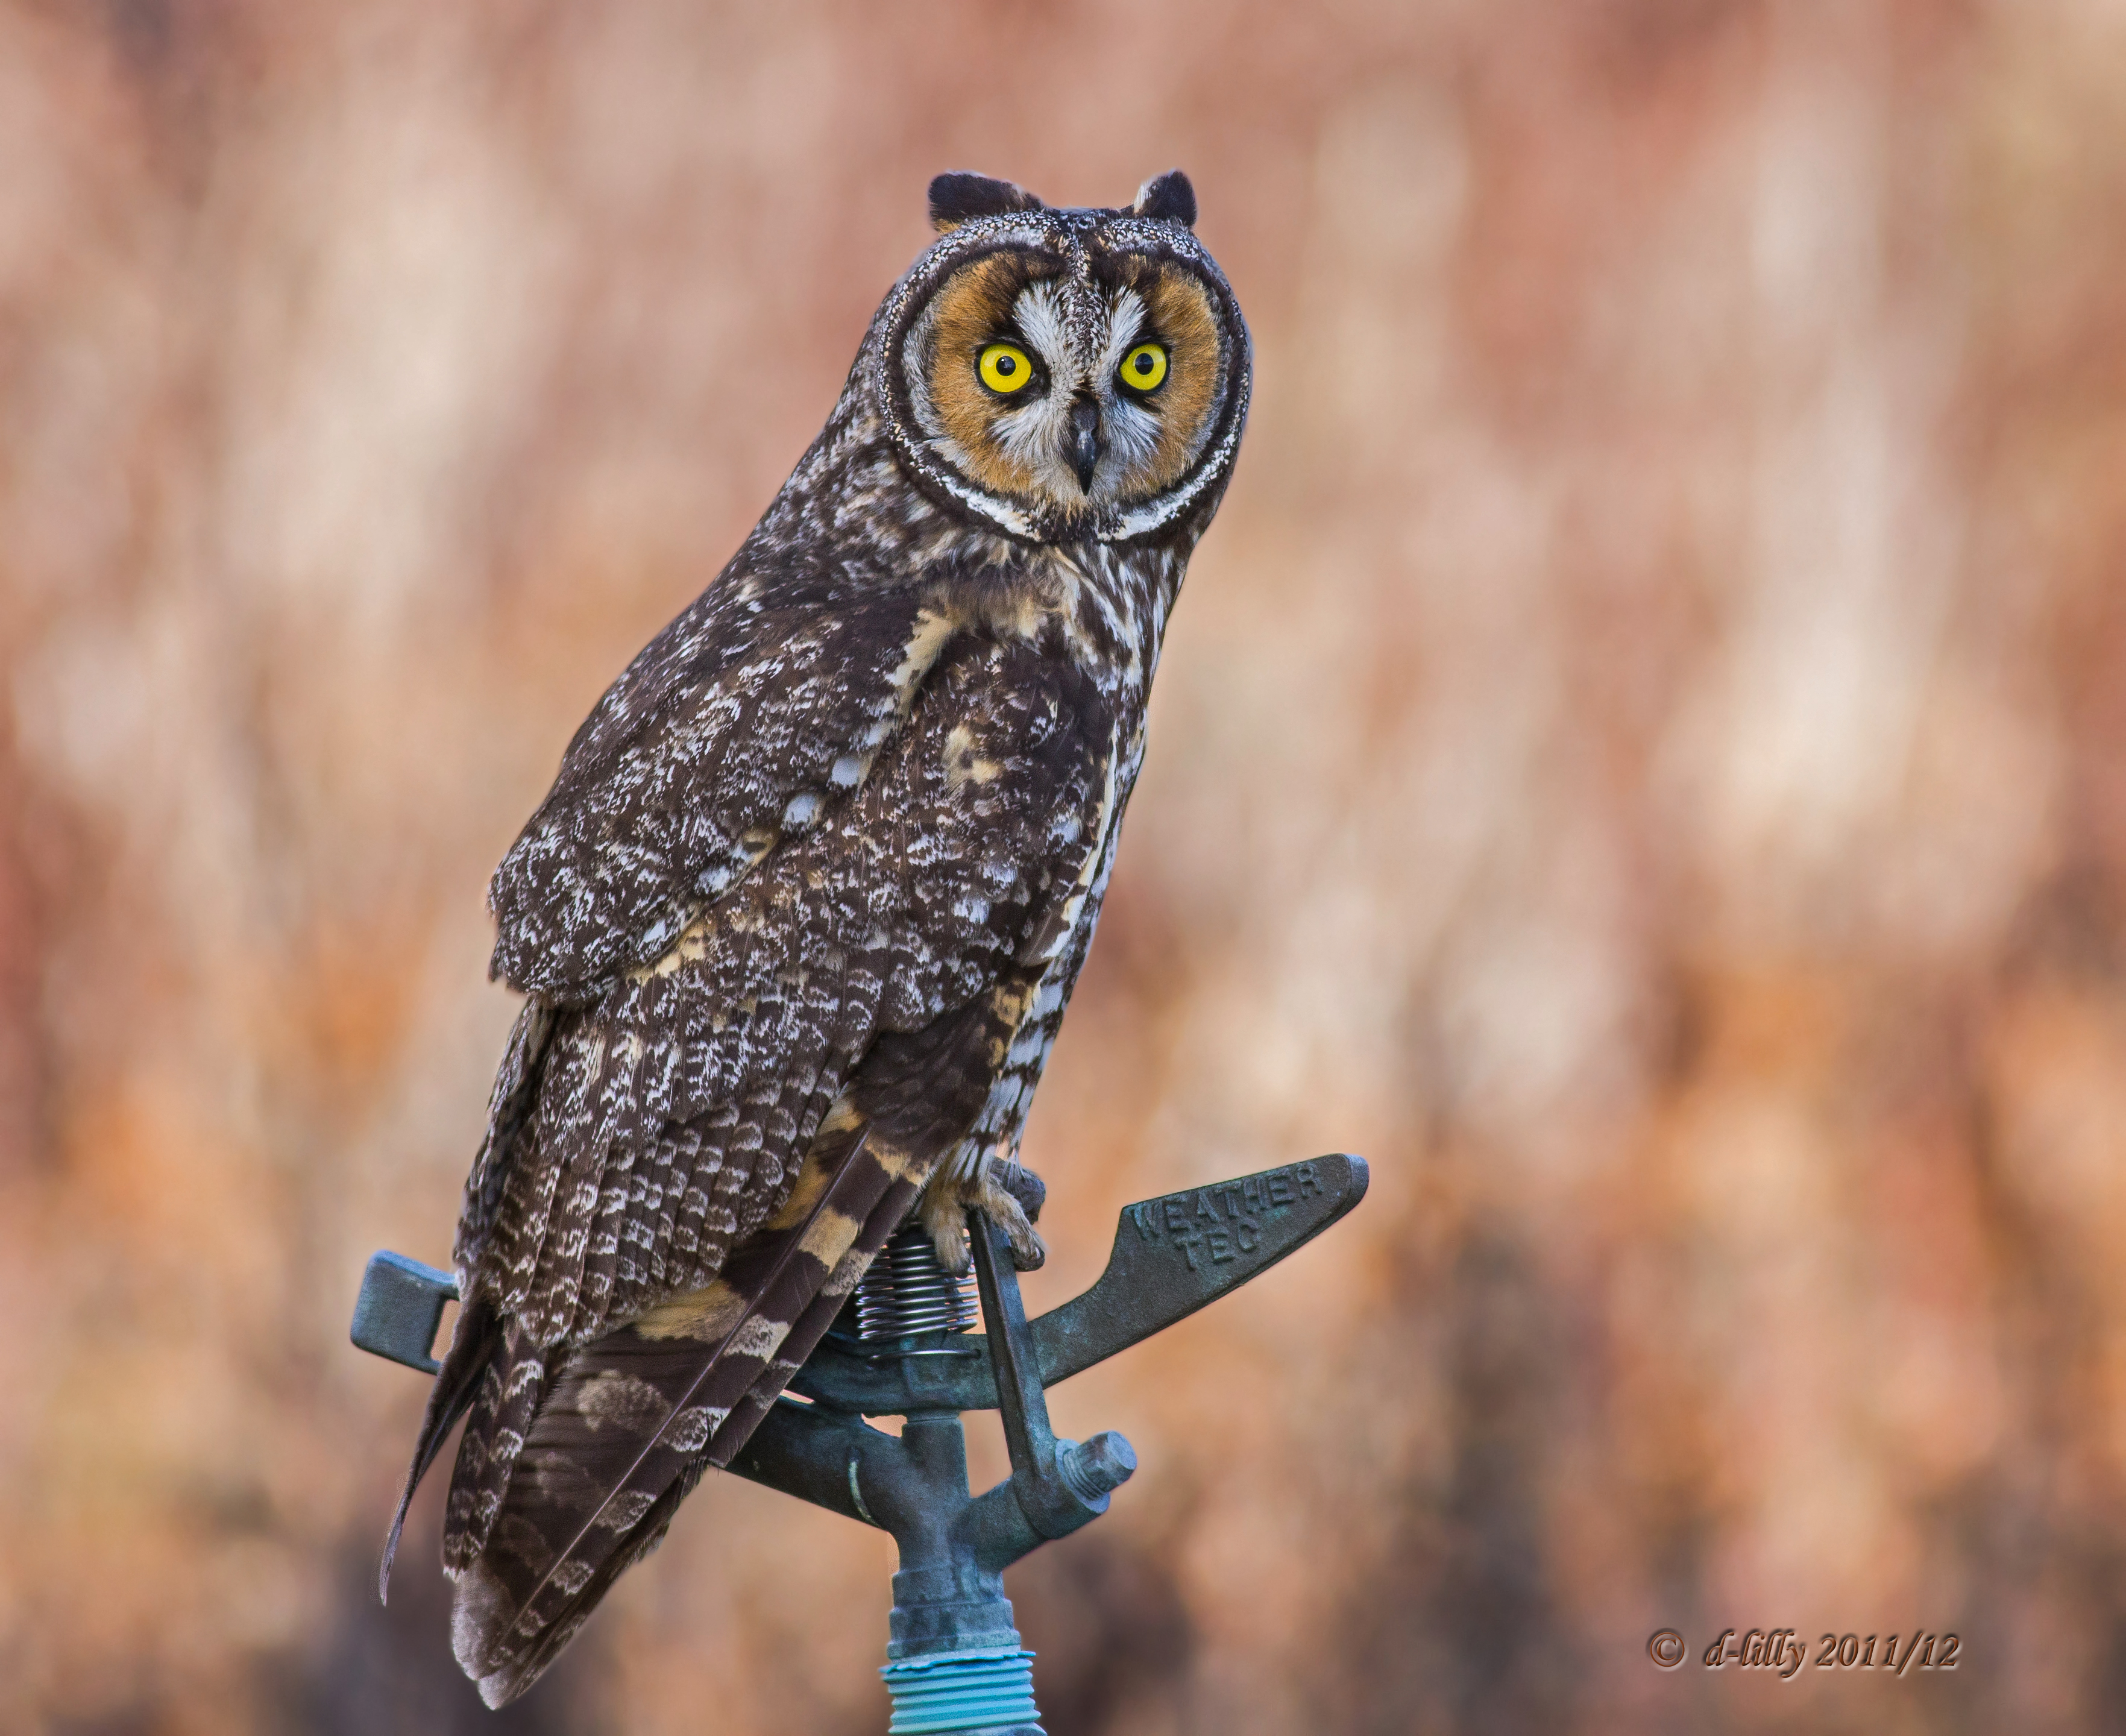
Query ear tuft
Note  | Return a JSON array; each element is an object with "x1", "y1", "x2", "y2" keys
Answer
[
  {"x1": 928, "y1": 172, "x2": 1045, "y2": 233},
  {"x1": 1131, "y1": 169, "x2": 1197, "y2": 229}
]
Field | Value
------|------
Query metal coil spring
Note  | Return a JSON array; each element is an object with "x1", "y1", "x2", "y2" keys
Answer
[{"x1": 843, "y1": 1221, "x2": 978, "y2": 1347}]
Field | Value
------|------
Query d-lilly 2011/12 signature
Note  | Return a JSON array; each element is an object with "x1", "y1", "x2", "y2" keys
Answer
[{"x1": 1645, "y1": 1627, "x2": 1961, "y2": 1678}]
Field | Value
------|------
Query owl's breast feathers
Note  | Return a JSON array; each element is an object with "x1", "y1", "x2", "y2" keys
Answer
[{"x1": 396, "y1": 537, "x2": 1172, "y2": 1705}]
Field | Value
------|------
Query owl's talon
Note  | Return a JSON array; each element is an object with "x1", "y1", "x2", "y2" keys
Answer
[
  {"x1": 918, "y1": 1180, "x2": 973, "y2": 1274},
  {"x1": 918, "y1": 1157, "x2": 1049, "y2": 1275},
  {"x1": 927, "y1": 1216, "x2": 973, "y2": 1276},
  {"x1": 996, "y1": 1206, "x2": 1048, "y2": 1271},
  {"x1": 970, "y1": 1165, "x2": 1048, "y2": 1272}
]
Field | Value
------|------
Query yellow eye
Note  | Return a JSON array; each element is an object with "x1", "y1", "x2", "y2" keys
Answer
[
  {"x1": 978, "y1": 342, "x2": 1034, "y2": 394},
  {"x1": 1119, "y1": 342, "x2": 1168, "y2": 391}
]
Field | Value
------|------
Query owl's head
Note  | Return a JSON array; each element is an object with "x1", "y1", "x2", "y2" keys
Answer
[{"x1": 875, "y1": 169, "x2": 1250, "y2": 546}]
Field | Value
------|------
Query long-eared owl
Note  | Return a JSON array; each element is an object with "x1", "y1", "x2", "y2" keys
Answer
[{"x1": 382, "y1": 168, "x2": 1250, "y2": 1706}]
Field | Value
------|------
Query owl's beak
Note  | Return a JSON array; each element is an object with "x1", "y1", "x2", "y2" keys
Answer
[{"x1": 1067, "y1": 397, "x2": 1103, "y2": 494}]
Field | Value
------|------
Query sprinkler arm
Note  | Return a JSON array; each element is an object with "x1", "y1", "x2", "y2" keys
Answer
[{"x1": 786, "y1": 1153, "x2": 1368, "y2": 1416}]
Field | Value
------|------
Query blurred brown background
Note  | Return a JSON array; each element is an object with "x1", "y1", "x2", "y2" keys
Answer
[{"x1": 3, "y1": 1, "x2": 2124, "y2": 1731}]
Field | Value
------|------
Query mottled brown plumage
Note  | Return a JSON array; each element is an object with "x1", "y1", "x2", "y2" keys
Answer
[{"x1": 383, "y1": 168, "x2": 1250, "y2": 1707}]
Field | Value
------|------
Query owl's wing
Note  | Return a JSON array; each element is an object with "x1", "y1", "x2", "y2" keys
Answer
[
  {"x1": 393, "y1": 634, "x2": 1118, "y2": 1703},
  {"x1": 478, "y1": 628, "x2": 1111, "y2": 1342},
  {"x1": 488, "y1": 574, "x2": 961, "y2": 1003}
]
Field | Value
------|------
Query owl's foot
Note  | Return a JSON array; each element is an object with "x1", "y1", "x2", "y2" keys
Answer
[{"x1": 920, "y1": 1156, "x2": 1047, "y2": 1275}]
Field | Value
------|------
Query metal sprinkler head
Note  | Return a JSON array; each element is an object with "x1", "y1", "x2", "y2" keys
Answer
[{"x1": 353, "y1": 1154, "x2": 1368, "y2": 1734}]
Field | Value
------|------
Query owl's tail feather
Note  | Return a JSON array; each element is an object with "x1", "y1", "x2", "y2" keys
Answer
[
  {"x1": 379, "y1": 1288, "x2": 504, "y2": 1602},
  {"x1": 448, "y1": 1112, "x2": 934, "y2": 1708}
]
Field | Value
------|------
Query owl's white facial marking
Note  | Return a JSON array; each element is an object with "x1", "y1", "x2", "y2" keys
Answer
[
  {"x1": 1011, "y1": 280, "x2": 1072, "y2": 381},
  {"x1": 1091, "y1": 288, "x2": 1163, "y2": 485},
  {"x1": 987, "y1": 283, "x2": 1074, "y2": 478}
]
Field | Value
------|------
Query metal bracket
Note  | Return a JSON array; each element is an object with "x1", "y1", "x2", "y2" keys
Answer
[{"x1": 350, "y1": 1250, "x2": 458, "y2": 1375}]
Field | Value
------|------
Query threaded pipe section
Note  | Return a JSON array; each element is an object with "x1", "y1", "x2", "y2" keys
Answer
[{"x1": 881, "y1": 1646, "x2": 1040, "y2": 1734}]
